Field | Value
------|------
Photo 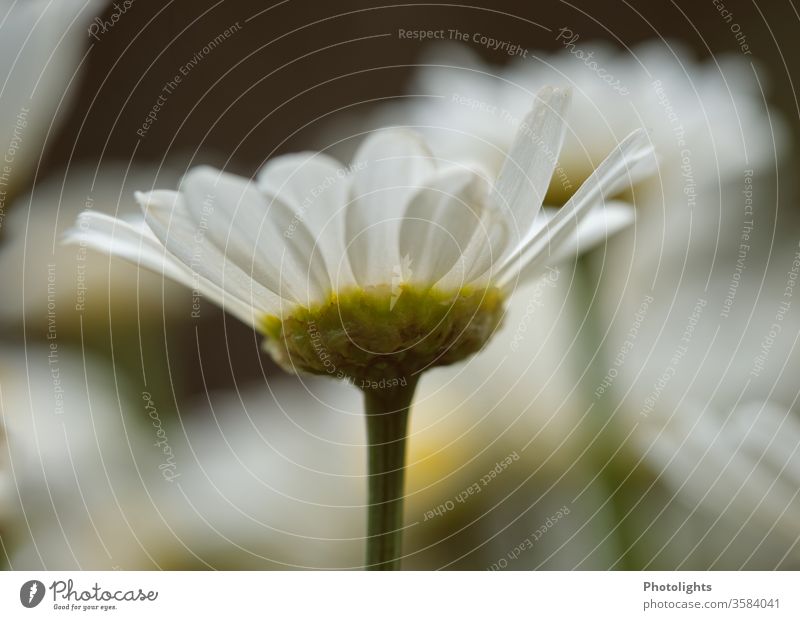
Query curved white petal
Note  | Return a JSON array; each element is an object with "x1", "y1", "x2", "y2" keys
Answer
[
  {"x1": 496, "y1": 129, "x2": 653, "y2": 287},
  {"x1": 63, "y1": 211, "x2": 265, "y2": 328},
  {"x1": 512, "y1": 201, "x2": 634, "y2": 287},
  {"x1": 64, "y1": 211, "x2": 188, "y2": 283},
  {"x1": 399, "y1": 166, "x2": 489, "y2": 285},
  {"x1": 136, "y1": 189, "x2": 284, "y2": 317},
  {"x1": 256, "y1": 152, "x2": 355, "y2": 290},
  {"x1": 346, "y1": 129, "x2": 437, "y2": 287},
  {"x1": 181, "y1": 166, "x2": 329, "y2": 305},
  {"x1": 437, "y1": 209, "x2": 510, "y2": 290},
  {"x1": 490, "y1": 86, "x2": 571, "y2": 245},
  {"x1": 256, "y1": 151, "x2": 346, "y2": 218}
]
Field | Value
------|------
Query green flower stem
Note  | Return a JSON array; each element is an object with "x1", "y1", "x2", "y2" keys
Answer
[
  {"x1": 573, "y1": 253, "x2": 638, "y2": 569},
  {"x1": 362, "y1": 375, "x2": 419, "y2": 570}
]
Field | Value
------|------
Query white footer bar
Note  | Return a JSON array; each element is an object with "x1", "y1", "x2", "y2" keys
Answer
[{"x1": 1, "y1": 571, "x2": 795, "y2": 618}]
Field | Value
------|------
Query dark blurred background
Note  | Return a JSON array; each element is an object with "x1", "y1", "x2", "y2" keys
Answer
[{"x1": 48, "y1": 0, "x2": 800, "y2": 172}]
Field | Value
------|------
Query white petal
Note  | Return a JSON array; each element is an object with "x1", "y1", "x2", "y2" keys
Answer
[
  {"x1": 346, "y1": 129, "x2": 437, "y2": 287},
  {"x1": 256, "y1": 152, "x2": 355, "y2": 290},
  {"x1": 136, "y1": 189, "x2": 284, "y2": 316},
  {"x1": 256, "y1": 151, "x2": 346, "y2": 218},
  {"x1": 63, "y1": 212, "x2": 264, "y2": 328},
  {"x1": 63, "y1": 212, "x2": 188, "y2": 283},
  {"x1": 496, "y1": 129, "x2": 653, "y2": 288},
  {"x1": 399, "y1": 167, "x2": 489, "y2": 286},
  {"x1": 513, "y1": 201, "x2": 634, "y2": 286},
  {"x1": 490, "y1": 86, "x2": 571, "y2": 246},
  {"x1": 181, "y1": 166, "x2": 329, "y2": 304},
  {"x1": 437, "y1": 209, "x2": 510, "y2": 290}
]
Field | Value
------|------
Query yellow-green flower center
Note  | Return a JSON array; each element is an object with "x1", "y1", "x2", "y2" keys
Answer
[{"x1": 260, "y1": 284, "x2": 505, "y2": 386}]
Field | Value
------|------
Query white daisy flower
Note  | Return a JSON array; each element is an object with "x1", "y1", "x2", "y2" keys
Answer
[
  {"x1": 65, "y1": 87, "x2": 651, "y2": 383},
  {"x1": 63, "y1": 85, "x2": 652, "y2": 570}
]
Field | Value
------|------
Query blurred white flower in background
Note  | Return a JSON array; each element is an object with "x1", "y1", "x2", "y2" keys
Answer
[
  {"x1": 8, "y1": 378, "x2": 367, "y2": 570},
  {"x1": 0, "y1": 161, "x2": 189, "y2": 331},
  {"x1": 0, "y1": 0, "x2": 103, "y2": 198},
  {"x1": 2, "y1": 371, "x2": 494, "y2": 569},
  {"x1": 634, "y1": 399, "x2": 800, "y2": 567},
  {"x1": 3, "y1": 363, "x2": 364, "y2": 569},
  {"x1": 334, "y1": 40, "x2": 782, "y2": 194},
  {"x1": 0, "y1": 0, "x2": 107, "y2": 565},
  {"x1": 0, "y1": 344, "x2": 136, "y2": 560},
  {"x1": 4, "y1": 353, "x2": 616, "y2": 569},
  {"x1": 610, "y1": 205, "x2": 800, "y2": 417}
]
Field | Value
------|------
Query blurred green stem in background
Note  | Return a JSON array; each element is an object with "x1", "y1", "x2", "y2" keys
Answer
[
  {"x1": 362, "y1": 376, "x2": 419, "y2": 570},
  {"x1": 572, "y1": 252, "x2": 639, "y2": 569}
]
